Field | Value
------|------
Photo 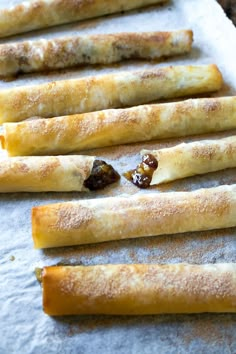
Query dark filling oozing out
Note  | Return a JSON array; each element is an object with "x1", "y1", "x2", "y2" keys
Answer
[
  {"x1": 124, "y1": 154, "x2": 158, "y2": 189},
  {"x1": 84, "y1": 160, "x2": 120, "y2": 191}
]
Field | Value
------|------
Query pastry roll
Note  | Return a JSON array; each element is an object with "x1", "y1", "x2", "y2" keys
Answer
[
  {"x1": 0, "y1": 30, "x2": 193, "y2": 77},
  {"x1": 0, "y1": 156, "x2": 119, "y2": 192},
  {"x1": 125, "y1": 135, "x2": 236, "y2": 187},
  {"x1": 32, "y1": 184, "x2": 236, "y2": 248},
  {"x1": 0, "y1": 64, "x2": 222, "y2": 123},
  {"x1": 1, "y1": 96, "x2": 236, "y2": 157},
  {"x1": 42, "y1": 263, "x2": 236, "y2": 315},
  {"x1": 0, "y1": 0, "x2": 166, "y2": 38}
]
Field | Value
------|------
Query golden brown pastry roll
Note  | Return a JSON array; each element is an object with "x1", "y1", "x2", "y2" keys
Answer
[
  {"x1": 2, "y1": 96, "x2": 236, "y2": 157},
  {"x1": 0, "y1": 30, "x2": 193, "y2": 76},
  {"x1": 0, "y1": 156, "x2": 119, "y2": 192},
  {"x1": 32, "y1": 184, "x2": 236, "y2": 248},
  {"x1": 0, "y1": 64, "x2": 223, "y2": 123},
  {"x1": 0, "y1": 0, "x2": 167, "y2": 38},
  {"x1": 42, "y1": 263, "x2": 236, "y2": 315},
  {"x1": 125, "y1": 135, "x2": 236, "y2": 187}
]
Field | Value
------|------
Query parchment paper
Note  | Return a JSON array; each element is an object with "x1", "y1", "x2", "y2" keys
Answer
[{"x1": 1, "y1": 1, "x2": 236, "y2": 353}]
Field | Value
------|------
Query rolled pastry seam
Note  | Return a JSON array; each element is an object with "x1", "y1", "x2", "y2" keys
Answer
[
  {"x1": 126, "y1": 135, "x2": 236, "y2": 187},
  {"x1": 0, "y1": 0, "x2": 167, "y2": 38},
  {"x1": 0, "y1": 30, "x2": 193, "y2": 77},
  {"x1": 32, "y1": 184, "x2": 236, "y2": 248},
  {"x1": 0, "y1": 64, "x2": 223, "y2": 123},
  {"x1": 0, "y1": 156, "x2": 119, "y2": 192},
  {"x1": 2, "y1": 96, "x2": 236, "y2": 157},
  {"x1": 42, "y1": 263, "x2": 236, "y2": 315}
]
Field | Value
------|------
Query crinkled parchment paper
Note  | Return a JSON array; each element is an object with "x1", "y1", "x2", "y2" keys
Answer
[{"x1": 1, "y1": 1, "x2": 236, "y2": 353}]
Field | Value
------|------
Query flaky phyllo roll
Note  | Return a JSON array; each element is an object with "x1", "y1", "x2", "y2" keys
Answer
[
  {"x1": 0, "y1": 0, "x2": 167, "y2": 38},
  {"x1": 32, "y1": 185, "x2": 236, "y2": 248},
  {"x1": 1, "y1": 96, "x2": 236, "y2": 157},
  {"x1": 0, "y1": 65, "x2": 222, "y2": 123},
  {"x1": 125, "y1": 135, "x2": 236, "y2": 187},
  {"x1": 0, "y1": 30, "x2": 193, "y2": 76},
  {"x1": 41, "y1": 264, "x2": 236, "y2": 315},
  {"x1": 0, "y1": 156, "x2": 119, "y2": 192}
]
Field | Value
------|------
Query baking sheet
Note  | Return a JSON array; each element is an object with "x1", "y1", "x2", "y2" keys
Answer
[{"x1": 1, "y1": 0, "x2": 236, "y2": 353}]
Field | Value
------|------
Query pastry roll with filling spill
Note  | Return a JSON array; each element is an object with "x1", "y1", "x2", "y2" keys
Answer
[
  {"x1": 0, "y1": 0, "x2": 167, "y2": 38},
  {"x1": 0, "y1": 64, "x2": 222, "y2": 123},
  {"x1": 1, "y1": 96, "x2": 236, "y2": 157},
  {"x1": 0, "y1": 156, "x2": 119, "y2": 192},
  {"x1": 125, "y1": 136, "x2": 236, "y2": 187},
  {"x1": 32, "y1": 184, "x2": 236, "y2": 248},
  {"x1": 41, "y1": 263, "x2": 236, "y2": 315},
  {"x1": 0, "y1": 30, "x2": 193, "y2": 77}
]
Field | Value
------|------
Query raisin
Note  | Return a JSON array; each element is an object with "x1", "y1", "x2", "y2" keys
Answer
[
  {"x1": 142, "y1": 153, "x2": 158, "y2": 169},
  {"x1": 132, "y1": 171, "x2": 152, "y2": 189}
]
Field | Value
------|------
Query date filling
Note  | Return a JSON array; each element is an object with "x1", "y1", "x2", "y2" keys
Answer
[
  {"x1": 84, "y1": 160, "x2": 120, "y2": 191},
  {"x1": 124, "y1": 154, "x2": 158, "y2": 188}
]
